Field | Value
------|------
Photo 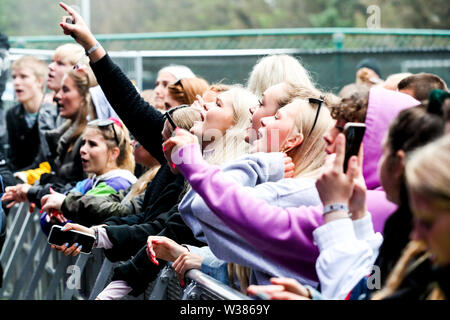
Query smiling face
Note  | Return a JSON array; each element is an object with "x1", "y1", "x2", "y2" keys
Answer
[
  {"x1": 251, "y1": 100, "x2": 302, "y2": 153},
  {"x1": 246, "y1": 83, "x2": 286, "y2": 144},
  {"x1": 54, "y1": 75, "x2": 83, "y2": 120},
  {"x1": 47, "y1": 54, "x2": 73, "y2": 92},
  {"x1": 80, "y1": 128, "x2": 118, "y2": 176},
  {"x1": 154, "y1": 71, "x2": 177, "y2": 110},
  {"x1": 12, "y1": 67, "x2": 43, "y2": 104}
]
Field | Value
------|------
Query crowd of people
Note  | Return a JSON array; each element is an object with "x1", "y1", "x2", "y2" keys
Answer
[{"x1": 0, "y1": 2, "x2": 448, "y2": 300}]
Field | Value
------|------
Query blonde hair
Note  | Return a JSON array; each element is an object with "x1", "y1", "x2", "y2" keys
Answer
[
  {"x1": 274, "y1": 81, "x2": 337, "y2": 179},
  {"x1": 228, "y1": 263, "x2": 251, "y2": 294},
  {"x1": 140, "y1": 89, "x2": 158, "y2": 109},
  {"x1": 65, "y1": 69, "x2": 96, "y2": 153},
  {"x1": 247, "y1": 54, "x2": 315, "y2": 97},
  {"x1": 127, "y1": 106, "x2": 203, "y2": 199},
  {"x1": 203, "y1": 86, "x2": 257, "y2": 165},
  {"x1": 286, "y1": 98, "x2": 334, "y2": 179},
  {"x1": 87, "y1": 119, "x2": 135, "y2": 174},
  {"x1": 54, "y1": 43, "x2": 98, "y2": 87},
  {"x1": 371, "y1": 241, "x2": 436, "y2": 300},
  {"x1": 405, "y1": 134, "x2": 450, "y2": 206},
  {"x1": 11, "y1": 55, "x2": 48, "y2": 91}
]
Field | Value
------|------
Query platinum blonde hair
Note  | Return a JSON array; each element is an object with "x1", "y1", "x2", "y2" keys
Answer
[
  {"x1": 288, "y1": 98, "x2": 335, "y2": 179},
  {"x1": 247, "y1": 54, "x2": 315, "y2": 97},
  {"x1": 203, "y1": 86, "x2": 258, "y2": 165}
]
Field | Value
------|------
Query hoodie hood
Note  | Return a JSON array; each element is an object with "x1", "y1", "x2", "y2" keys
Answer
[
  {"x1": 96, "y1": 168, "x2": 137, "y2": 184},
  {"x1": 362, "y1": 87, "x2": 420, "y2": 190}
]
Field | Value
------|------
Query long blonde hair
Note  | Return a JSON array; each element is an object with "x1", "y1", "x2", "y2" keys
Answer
[
  {"x1": 203, "y1": 86, "x2": 257, "y2": 166},
  {"x1": 286, "y1": 98, "x2": 334, "y2": 179},
  {"x1": 274, "y1": 81, "x2": 337, "y2": 179}
]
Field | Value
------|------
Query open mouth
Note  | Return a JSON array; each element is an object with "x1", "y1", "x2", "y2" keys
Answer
[{"x1": 15, "y1": 89, "x2": 24, "y2": 95}]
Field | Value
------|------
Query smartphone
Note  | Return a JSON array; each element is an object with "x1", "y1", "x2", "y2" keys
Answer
[
  {"x1": 47, "y1": 225, "x2": 95, "y2": 254},
  {"x1": 343, "y1": 122, "x2": 366, "y2": 173}
]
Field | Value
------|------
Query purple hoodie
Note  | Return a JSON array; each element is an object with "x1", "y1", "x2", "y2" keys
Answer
[
  {"x1": 362, "y1": 87, "x2": 419, "y2": 190},
  {"x1": 176, "y1": 88, "x2": 419, "y2": 281}
]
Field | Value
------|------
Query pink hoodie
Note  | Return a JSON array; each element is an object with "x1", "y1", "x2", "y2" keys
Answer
[{"x1": 362, "y1": 87, "x2": 420, "y2": 190}]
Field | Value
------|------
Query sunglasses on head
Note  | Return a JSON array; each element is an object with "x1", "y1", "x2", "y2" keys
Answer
[
  {"x1": 88, "y1": 118, "x2": 120, "y2": 145},
  {"x1": 308, "y1": 97, "x2": 324, "y2": 136},
  {"x1": 164, "y1": 104, "x2": 190, "y2": 130}
]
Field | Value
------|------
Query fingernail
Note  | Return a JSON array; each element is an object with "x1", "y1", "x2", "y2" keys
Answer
[
  {"x1": 74, "y1": 243, "x2": 79, "y2": 247},
  {"x1": 64, "y1": 243, "x2": 69, "y2": 247},
  {"x1": 40, "y1": 209, "x2": 43, "y2": 214},
  {"x1": 78, "y1": 245, "x2": 82, "y2": 250},
  {"x1": 172, "y1": 163, "x2": 176, "y2": 169},
  {"x1": 162, "y1": 146, "x2": 165, "y2": 151},
  {"x1": 61, "y1": 227, "x2": 66, "y2": 231}
]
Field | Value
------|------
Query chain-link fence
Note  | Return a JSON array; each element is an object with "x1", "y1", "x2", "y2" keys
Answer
[{"x1": 5, "y1": 28, "x2": 450, "y2": 94}]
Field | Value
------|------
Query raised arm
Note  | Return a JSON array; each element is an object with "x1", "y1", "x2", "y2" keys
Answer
[{"x1": 58, "y1": 2, "x2": 166, "y2": 163}]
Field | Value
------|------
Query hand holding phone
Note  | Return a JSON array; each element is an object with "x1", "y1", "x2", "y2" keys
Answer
[
  {"x1": 48, "y1": 225, "x2": 95, "y2": 254},
  {"x1": 343, "y1": 123, "x2": 366, "y2": 173}
]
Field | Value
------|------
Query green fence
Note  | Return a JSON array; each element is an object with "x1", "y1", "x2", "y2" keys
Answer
[{"x1": 8, "y1": 28, "x2": 450, "y2": 93}]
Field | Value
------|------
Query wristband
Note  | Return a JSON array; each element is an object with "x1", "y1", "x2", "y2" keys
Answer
[
  {"x1": 86, "y1": 42, "x2": 101, "y2": 56},
  {"x1": 323, "y1": 203, "x2": 349, "y2": 215}
]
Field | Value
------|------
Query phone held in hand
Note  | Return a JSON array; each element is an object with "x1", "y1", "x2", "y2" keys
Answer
[
  {"x1": 47, "y1": 225, "x2": 95, "y2": 254},
  {"x1": 343, "y1": 122, "x2": 366, "y2": 173}
]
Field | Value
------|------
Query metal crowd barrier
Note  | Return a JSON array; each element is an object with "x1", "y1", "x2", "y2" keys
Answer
[{"x1": 0, "y1": 203, "x2": 251, "y2": 300}]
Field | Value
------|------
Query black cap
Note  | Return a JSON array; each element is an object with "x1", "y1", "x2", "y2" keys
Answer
[{"x1": 356, "y1": 58, "x2": 381, "y2": 78}]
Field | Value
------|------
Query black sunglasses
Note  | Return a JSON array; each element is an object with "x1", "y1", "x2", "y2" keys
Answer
[
  {"x1": 88, "y1": 119, "x2": 119, "y2": 145},
  {"x1": 164, "y1": 104, "x2": 190, "y2": 130},
  {"x1": 308, "y1": 97, "x2": 324, "y2": 136}
]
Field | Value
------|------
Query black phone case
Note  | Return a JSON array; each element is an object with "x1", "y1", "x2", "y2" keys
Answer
[{"x1": 47, "y1": 225, "x2": 95, "y2": 254}]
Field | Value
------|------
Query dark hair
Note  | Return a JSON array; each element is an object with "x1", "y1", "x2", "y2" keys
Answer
[
  {"x1": 375, "y1": 104, "x2": 445, "y2": 287},
  {"x1": 397, "y1": 73, "x2": 447, "y2": 102},
  {"x1": 330, "y1": 84, "x2": 370, "y2": 123}
]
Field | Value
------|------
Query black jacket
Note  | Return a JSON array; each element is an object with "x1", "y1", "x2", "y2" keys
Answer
[
  {"x1": 6, "y1": 104, "x2": 41, "y2": 171},
  {"x1": 89, "y1": 54, "x2": 202, "y2": 295},
  {"x1": 103, "y1": 172, "x2": 192, "y2": 262}
]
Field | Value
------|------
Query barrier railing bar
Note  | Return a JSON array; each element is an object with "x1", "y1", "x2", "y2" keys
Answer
[
  {"x1": 10, "y1": 230, "x2": 46, "y2": 300},
  {"x1": 88, "y1": 253, "x2": 115, "y2": 300},
  {"x1": 184, "y1": 269, "x2": 250, "y2": 300},
  {"x1": 44, "y1": 254, "x2": 72, "y2": 300},
  {"x1": 0, "y1": 207, "x2": 34, "y2": 294},
  {"x1": 23, "y1": 245, "x2": 52, "y2": 300},
  {"x1": 61, "y1": 253, "x2": 89, "y2": 300},
  {"x1": 0, "y1": 203, "x2": 27, "y2": 264},
  {"x1": 148, "y1": 265, "x2": 173, "y2": 300}
]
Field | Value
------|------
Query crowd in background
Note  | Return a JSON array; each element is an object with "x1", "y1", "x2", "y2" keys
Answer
[{"x1": 0, "y1": 2, "x2": 448, "y2": 300}]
